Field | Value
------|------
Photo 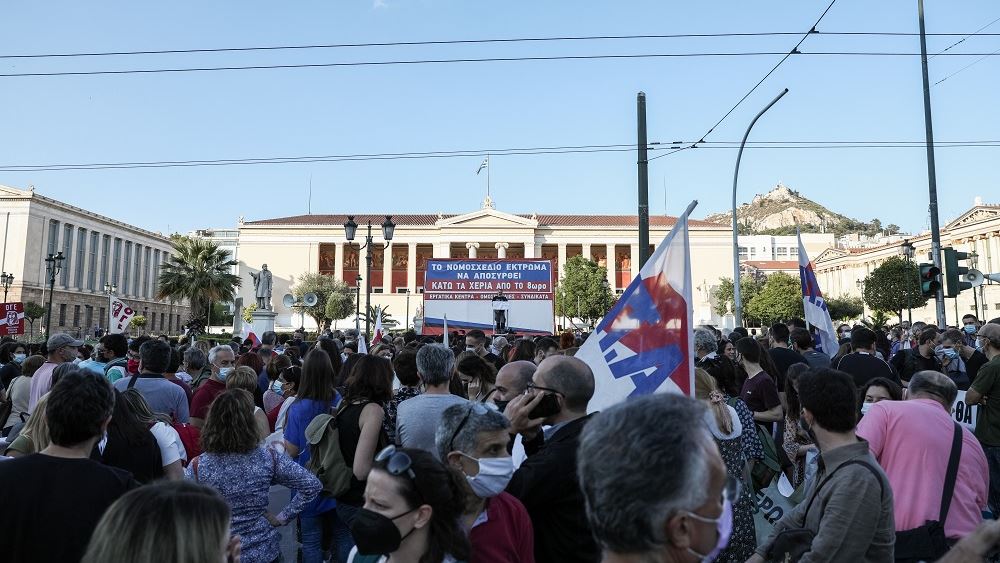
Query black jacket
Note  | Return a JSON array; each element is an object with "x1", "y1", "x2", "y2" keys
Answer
[{"x1": 506, "y1": 414, "x2": 600, "y2": 563}]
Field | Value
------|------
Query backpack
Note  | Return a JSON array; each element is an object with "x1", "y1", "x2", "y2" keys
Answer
[
  {"x1": 172, "y1": 422, "x2": 201, "y2": 467},
  {"x1": 304, "y1": 403, "x2": 353, "y2": 498},
  {"x1": 104, "y1": 357, "x2": 128, "y2": 378}
]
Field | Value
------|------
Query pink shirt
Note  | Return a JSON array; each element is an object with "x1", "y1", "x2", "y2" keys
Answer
[
  {"x1": 857, "y1": 398, "x2": 988, "y2": 538},
  {"x1": 27, "y1": 361, "x2": 59, "y2": 413}
]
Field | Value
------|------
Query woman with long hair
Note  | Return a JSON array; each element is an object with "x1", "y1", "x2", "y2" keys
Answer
[
  {"x1": 95, "y1": 389, "x2": 163, "y2": 483},
  {"x1": 263, "y1": 354, "x2": 292, "y2": 412},
  {"x1": 347, "y1": 446, "x2": 470, "y2": 563},
  {"x1": 282, "y1": 348, "x2": 348, "y2": 563},
  {"x1": 383, "y1": 350, "x2": 422, "y2": 444},
  {"x1": 121, "y1": 389, "x2": 187, "y2": 480},
  {"x1": 735, "y1": 337, "x2": 783, "y2": 426},
  {"x1": 694, "y1": 369, "x2": 756, "y2": 563},
  {"x1": 506, "y1": 340, "x2": 536, "y2": 364},
  {"x1": 0, "y1": 340, "x2": 28, "y2": 389},
  {"x1": 187, "y1": 389, "x2": 321, "y2": 563},
  {"x1": 227, "y1": 366, "x2": 270, "y2": 441},
  {"x1": 82, "y1": 480, "x2": 239, "y2": 563},
  {"x1": 335, "y1": 355, "x2": 393, "y2": 555},
  {"x1": 267, "y1": 365, "x2": 302, "y2": 434},
  {"x1": 454, "y1": 352, "x2": 496, "y2": 402},
  {"x1": 782, "y1": 363, "x2": 817, "y2": 487},
  {"x1": 4, "y1": 390, "x2": 50, "y2": 456},
  {"x1": 3, "y1": 354, "x2": 44, "y2": 436}
]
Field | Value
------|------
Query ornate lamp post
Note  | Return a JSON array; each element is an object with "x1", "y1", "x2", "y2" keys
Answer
[
  {"x1": 900, "y1": 239, "x2": 916, "y2": 324},
  {"x1": 1, "y1": 272, "x2": 13, "y2": 301},
  {"x1": 44, "y1": 252, "x2": 65, "y2": 335},
  {"x1": 344, "y1": 215, "x2": 395, "y2": 338}
]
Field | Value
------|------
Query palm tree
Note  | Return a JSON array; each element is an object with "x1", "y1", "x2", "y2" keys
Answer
[{"x1": 157, "y1": 236, "x2": 241, "y2": 323}]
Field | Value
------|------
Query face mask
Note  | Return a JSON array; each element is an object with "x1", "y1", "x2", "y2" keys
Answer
[
  {"x1": 466, "y1": 346, "x2": 476, "y2": 353},
  {"x1": 13, "y1": 353, "x2": 26, "y2": 364},
  {"x1": 271, "y1": 380, "x2": 284, "y2": 396},
  {"x1": 349, "y1": 506, "x2": 417, "y2": 555},
  {"x1": 799, "y1": 414, "x2": 818, "y2": 447},
  {"x1": 126, "y1": 359, "x2": 140, "y2": 374},
  {"x1": 218, "y1": 367, "x2": 233, "y2": 380},
  {"x1": 686, "y1": 497, "x2": 733, "y2": 562},
  {"x1": 964, "y1": 324, "x2": 978, "y2": 335},
  {"x1": 494, "y1": 400, "x2": 510, "y2": 414},
  {"x1": 462, "y1": 455, "x2": 515, "y2": 498},
  {"x1": 72, "y1": 358, "x2": 82, "y2": 364},
  {"x1": 860, "y1": 402, "x2": 875, "y2": 416},
  {"x1": 942, "y1": 348, "x2": 958, "y2": 360}
]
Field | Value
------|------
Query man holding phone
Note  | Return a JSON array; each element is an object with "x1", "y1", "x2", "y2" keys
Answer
[{"x1": 503, "y1": 355, "x2": 600, "y2": 562}]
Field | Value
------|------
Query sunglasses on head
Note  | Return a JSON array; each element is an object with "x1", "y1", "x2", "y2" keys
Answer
[
  {"x1": 448, "y1": 402, "x2": 490, "y2": 451},
  {"x1": 375, "y1": 445, "x2": 416, "y2": 480}
]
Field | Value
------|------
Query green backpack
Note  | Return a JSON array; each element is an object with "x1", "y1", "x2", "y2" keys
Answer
[{"x1": 304, "y1": 403, "x2": 354, "y2": 499}]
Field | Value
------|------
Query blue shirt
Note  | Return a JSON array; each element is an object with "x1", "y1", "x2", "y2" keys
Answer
[{"x1": 284, "y1": 395, "x2": 342, "y2": 516}]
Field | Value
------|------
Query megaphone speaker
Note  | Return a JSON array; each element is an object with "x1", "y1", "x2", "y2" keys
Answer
[
  {"x1": 964, "y1": 270, "x2": 985, "y2": 288},
  {"x1": 282, "y1": 294, "x2": 295, "y2": 308},
  {"x1": 303, "y1": 293, "x2": 319, "y2": 307}
]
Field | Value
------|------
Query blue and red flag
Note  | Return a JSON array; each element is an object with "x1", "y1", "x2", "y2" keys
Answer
[
  {"x1": 577, "y1": 200, "x2": 698, "y2": 411},
  {"x1": 798, "y1": 230, "x2": 838, "y2": 357}
]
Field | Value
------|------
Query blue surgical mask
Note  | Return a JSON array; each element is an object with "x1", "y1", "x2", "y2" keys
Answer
[
  {"x1": 13, "y1": 353, "x2": 26, "y2": 364},
  {"x1": 271, "y1": 380, "x2": 284, "y2": 396},
  {"x1": 964, "y1": 324, "x2": 978, "y2": 335},
  {"x1": 218, "y1": 367, "x2": 234, "y2": 380}
]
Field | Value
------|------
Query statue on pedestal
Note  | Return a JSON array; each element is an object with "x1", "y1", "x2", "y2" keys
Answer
[{"x1": 249, "y1": 264, "x2": 273, "y2": 310}]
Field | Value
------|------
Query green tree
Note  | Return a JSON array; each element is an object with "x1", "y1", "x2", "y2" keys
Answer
[
  {"x1": 209, "y1": 301, "x2": 234, "y2": 326},
  {"x1": 356, "y1": 305, "x2": 399, "y2": 333},
  {"x1": 862, "y1": 257, "x2": 928, "y2": 322},
  {"x1": 291, "y1": 273, "x2": 354, "y2": 328},
  {"x1": 554, "y1": 256, "x2": 615, "y2": 327},
  {"x1": 712, "y1": 275, "x2": 765, "y2": 318},
  {"x1": 325, "y1": 286, "x2": 356, "y2": 324},
  {"x1": 157, "y1": 236, "x2": 241, "y2": 322},
  {"x1": 745, "y1": 272, "x2": 804, "y2": 326},
  {"x1": 23, "y1": 301, "x2": 46, "y2": 341},
  {"x1": 129, "y1": 315, "x2": 148, "y2": 334},
  {"x1": 826, "y1": 295, "x2": 865, "y2": 321}
]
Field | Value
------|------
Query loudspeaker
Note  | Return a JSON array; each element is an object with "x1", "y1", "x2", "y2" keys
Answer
[
  {"x1": 303, "y1": 293, "x2": 319, "y2": 307},
  {"x1": 282, "y1": 294, "x2": 295, "y2": 308}
]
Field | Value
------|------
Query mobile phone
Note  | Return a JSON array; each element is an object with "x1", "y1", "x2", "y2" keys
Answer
[{"x1": 528, "y1": 392, "x2": 561, "y2": 419}]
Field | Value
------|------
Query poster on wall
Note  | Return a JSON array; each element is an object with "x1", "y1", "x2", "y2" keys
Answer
[{"x1": 421, "y1": 259, "x2": 554, "y2": 336}]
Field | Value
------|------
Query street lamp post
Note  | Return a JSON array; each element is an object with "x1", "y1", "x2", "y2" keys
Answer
[
  {"x1": 355, "y1": 274, "x2": 362, "y2": 336},
  {"x1": 44, "y1": 252, "x2": 65, "y2": 336},
  {"x1": 1, "y1": 272, "x2": 13, "y2": 301},
  {"x1": 901, "y1": 239, "x2": 916, "y2": 324},
  {"x1": 970, "y1": 252, "x2": 980, "y2": 319},
  {"x1": 731, "y1": 88, "x2": 789, "y2": 327},
  {"x1": 104, "y1": 282, "x2": 117, "y2": 335},
  {"x1": 344, "y1": 215, "x2": 396, "y2": 339},
  {"x1": 405, "y1": 289, "x2": 411, "y2": 331}
]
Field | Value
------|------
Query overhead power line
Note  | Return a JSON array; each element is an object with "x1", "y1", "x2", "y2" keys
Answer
[
  {"x1": 930, "y1": 15, "x2": 1000, "y2": 59},
  {"x1": 4, "y1": 30, "x2": 1000, "y2": 60},
  {"x1": 2, "y1": 140, "x2": 997, "y2": 172}
]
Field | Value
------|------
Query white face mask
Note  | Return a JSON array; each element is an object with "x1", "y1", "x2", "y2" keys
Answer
[
  {"x1": 860, "y1": 402, "x2": 875, "y2": 416},
  {"x1": 218, "y1": 367, "x2": 234, "y2": 380},
  {"x1": 462, "y1": 455, "x2": 514, "y2": 498}
]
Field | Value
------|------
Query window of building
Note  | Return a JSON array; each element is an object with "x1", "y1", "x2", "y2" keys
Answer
[
  {"x1": 151, "y1": 312, "x2": 157, "y2": 331},
  {"x1": 123, "y1": 242, "x2": 133, "y2": 294},
  {"x1": 88, "y1": 231, "x2": 99, "y2": 290},
  {"x1": 85, "y1": 305, "x2": 93, "y2": 331},
  {"x1": 395, "y1": 288, "x2": 410, "y2": 294},
  {"x1": 749, "y1": 247, "x2": 757, "y2": 258},
  {"x1": 61, "y1": 224, "x2": 74, "y2": 287},
  {"x1": 73, "y1": 305, "x2": 81, "y2": 327},
  {"x1": 101, "y1": 235, "x2": 111, "y2": 287},
  {"x1": 738, "y1": 246, "x2": 748, "y2": 259},
  {"x1": 373, "y1": 288, "x2": 384, "y2": 294},
  {"x1": 58, "y1": 304, "x2": 67, "y2": 326},
  {"x1": 47, "y1": 220, "x2": 60, "y2": 256},
  {"x1": 113, "y1": 238, "x2": 123, "y2": 287},
  {"x1": 99, "y1": 307, "x2": 106, "y2": 329},
  {"x1": 75, "y1": 227, "x2": 87, "y2": 288},
  {"x1": 776, "y1": 247, "x2": 788, "y2": 257},
  {"x1": 790, "y1": 247, "x2": 799, "y2": 257}
]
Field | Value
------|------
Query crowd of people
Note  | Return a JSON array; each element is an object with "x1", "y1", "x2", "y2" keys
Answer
[{"x1": 2, "y1": 315, "x2": 1000, "y2": 562}]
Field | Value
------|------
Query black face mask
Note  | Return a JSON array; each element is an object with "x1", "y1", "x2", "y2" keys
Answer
[
  {"x1": 349, "y1": 506, "x2": 417, "y2": 555},
  {"x1": 494, "y1": 400, "x2": 510, "y2": 413}
]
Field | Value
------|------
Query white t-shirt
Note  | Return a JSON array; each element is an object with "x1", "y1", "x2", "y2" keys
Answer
[{"x1": 150, "y1": 422, "x2": 187, "y2": 466}]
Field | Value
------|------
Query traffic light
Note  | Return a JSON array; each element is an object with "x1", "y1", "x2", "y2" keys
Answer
[
  {"x1": 919, "y1": 262, "x2": 941, "y2": 297},
  {"x1": 942, "y1": 247, "x2": 972, "y2": 298}
]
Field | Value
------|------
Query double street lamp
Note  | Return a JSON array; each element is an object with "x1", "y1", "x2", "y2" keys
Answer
[
  {"x1": 344, "y1": 215, "x2": 396, "y2": 338},
  {"x1": 1, "y1": 272, "x2": 13, "y2": 301},
  {"x1": 44, "y1": 252, "x2": 65, "y2": 336},
  {"x1": 900, "y1": 239, "x2": 916, "y2": 324}
]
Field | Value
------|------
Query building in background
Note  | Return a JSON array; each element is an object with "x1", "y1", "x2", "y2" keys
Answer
[{"x1": 0, "y1": 185, "x2": 190, "y2": 338}]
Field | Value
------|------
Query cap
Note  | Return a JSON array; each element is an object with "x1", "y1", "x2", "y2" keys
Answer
[
  {"x1": 978, "y1": 323, "x2": 1000, "y2": 342},
  {"x1": 48, "y1": 333, "x2": 84, "y2": 349}
]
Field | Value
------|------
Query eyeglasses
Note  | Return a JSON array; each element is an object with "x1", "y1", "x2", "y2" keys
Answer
[
  {"x1": 524, "y1": 382, "x2": 562, "y2": 396},
  {"x1": 448, "y1": 402, "x2": 490, "y2": 451},
  {"x1": 375, "y1": 445, "x2": 416, "y2": 480}
]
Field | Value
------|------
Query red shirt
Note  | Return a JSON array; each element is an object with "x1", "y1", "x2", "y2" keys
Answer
[
  {"x1": 469, "y1": 492, "x2": 535, "y2": 563},
  {"x1": 190, "y1": 378, "x2": 226, "y2": 420}
]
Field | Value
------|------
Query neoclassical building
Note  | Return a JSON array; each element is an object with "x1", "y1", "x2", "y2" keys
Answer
[
  {"x1": 234, "y1": 199, "x2": 836, "y2": 332},
  {"x1": 814, "y1": 202, "x2": 1000, "y2": 324}
]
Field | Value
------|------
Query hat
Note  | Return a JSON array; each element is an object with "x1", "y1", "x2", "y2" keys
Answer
[
  {"x1": 48, "y1": 333, "x2": 84, "y2": 349},
  {"x1": 979, "y1": 323, "x2": 1000, "y2": 342}
]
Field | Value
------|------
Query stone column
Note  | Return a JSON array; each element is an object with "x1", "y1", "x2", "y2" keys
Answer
[
  {"x1": 334, "y1": 242, "x2": 344, "y2": 281},
  {"x1": 523, "y1": 241, "x2": 536, "y2": 259},
  {"x1": 382, "y1": 242, "x2": 393, "y2": 293},
  {"x1": 407, "y1": 243, "x2": 417, "y2": 292},
  {"x1": 467, "y1": 242, "x2": 479, "y2": 258},
  {"x1": 557, "y1": 243, "x2": 567, "y2": 281},
  {"x1": 582, "y1": 243, "x2": 592, "y2": 261},
  {"x1": 495, "y1": 242, "x2": 509, "y2": 259},
  {"x1": 606, "y1": 243, "x2": 617, "y2": 289},
  {"x1": 630, "y1": 244, "x2": 641, "y2": 279}
]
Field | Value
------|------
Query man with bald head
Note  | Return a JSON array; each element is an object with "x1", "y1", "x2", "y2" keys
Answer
[
  {"x1": 858, "y1": 370, "x2": 988, "y2": 549},
  {"x1": 504, "y1": 355, "x2": 599, "y2": 562},
  {"x1": 492, "y1": 360, "x2": 537, "y2": 413}
]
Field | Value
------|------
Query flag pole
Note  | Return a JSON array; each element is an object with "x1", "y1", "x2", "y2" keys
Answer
[{"x1": 487, "y1": 154, "x2": 491, "y2": 199}]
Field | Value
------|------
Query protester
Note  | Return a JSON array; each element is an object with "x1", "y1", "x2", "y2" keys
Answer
[
  {"x1": 3, "y1": 354, "x2": 42, "y2": 435},
  {"x1": 858, "y1": 370, "x2": 988, "y2": 558},
  {"x1": 163, "y1": 347, "x2": 193, "y2": 403},
  {"x1": 282, "y1": 348, "x2": 348, "y2": 563},
  {"x1": 962, "y1": 315, "x2": 982, "y2": 347},
  {"x1": 178, "y1": 345, "x2": 208, "y2": 385},
  {"x1": 940, "y1": 328, "x2": 988, "y2": 391},
  {"x1": 503, "y1": 355, "x2": 600, "y2": 562},
  {"x1": 456, "y1": 351, "x2": 497, "y2": 402},
  {"x1": 4, "y1": 391, "x2": 51, "y2": 456},
  {"x1": 334, "y1": 354, "x2": 393, "y2": 553},
  {"x1": 768, "y1": 322, "x2": 807, "y2": 389},
  {"x1": 397, "y1": 344, "x2": 469, "y2": 453},
  {"x1": 965, "y1": 322, "x2": 1000, "y2": 515},
  {"x1": 0, "y1": 340, "x2": 27, "y2": 388},
  {"x1": 0, "y1": 369, "x2": 138, "y2": 563},
  {"x1": 120, "y1": 389, "x2": 187, "y2": 479},
  {"x1": 859, "y1": 377, "x2": 903, "y2": 416},
  {"x1": 491, "y1": 360, "x2": 536, "y2": 413},
  {"x1": 892, "y1": 328, "x2": 944, "y2": 385},
  {"x1": 113, "y1": 339, "x2": 190, "y2": 423},
  {"x1": 100, "y1": 333, "x2": 130, "y2": 382},
  {"x1": 227, "y1": 366, "x2": 271, "y2": 441},
  {"x1": 263, "y1": 353, "x2": 293, "y2": 412},
  {"x1": 190, "y1": 344, "x2": 236, "y2": 428},
  {"x1": 751, "y1": 368, "x2": 894, "y2": 562},
  {"x1": 346, "y1": 446, "x2": 470, "y2": 563},
  {"x1": 782, "y1": 363, "x2": 818, "y2": 487},
  {"x1": 188, "y1": 389, "x2": 321, "y2": 563},
  {"x1": 466, "y1": 328, "x2": 504, "y2": 371},
  {"x1": 384, "y1": 349, "x2": 422, "y2": 443},
  {"x1": 735, "y1": 337, "x2": 782, "y2": 426},
  {"x1": 436, "y1": 402, "x2": 535, "y2": 562},
  {"x1": 694, "y1": 369, "x2": 757, "y2": 561},
  {"x1": 507, "y1": 339, "x2": 536, "y2": 364},
  {"x1": 268, "y1": 365, "x2": 301, "y2": 434},
  {"x1": 578, "y1": 393, "x2": 735, "y2": 562},
  {"x1": 532, "y1": 337, "x2": 560, "y2": 366},
  {"x1": 82, "y1": 480, "x2": 239, "y2": 563},
  {"x1": 836, "y1": 327, "x2": 899, "y2": 389},
  {"x1": 791, "y1": 327, "x2": 832, "y2": 369},
  {"x1": 27, "y1": 332, "x2": 82, "y2": 412}
]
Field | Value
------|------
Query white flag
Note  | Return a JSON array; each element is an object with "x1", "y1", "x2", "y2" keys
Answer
[
  {"x1": 443, "y1": 314, "x2": 449, "y2": 348},
  {"x1": 358, "y1": 334, "x2": 368, "y2": 355},
  {"x1": 109, "y1": 297, "x2": 136, "y2": 334},
  {"x1": 798, "y1": 230, "x2": 838, "y2": 357}
]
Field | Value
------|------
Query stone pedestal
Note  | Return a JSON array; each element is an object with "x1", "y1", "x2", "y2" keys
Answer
[{"x1": 251, "y1": 310, "x2": 277, "y2": 336}]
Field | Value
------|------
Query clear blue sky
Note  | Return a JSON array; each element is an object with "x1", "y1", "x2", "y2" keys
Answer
[{"x1": 2, "y1": 1, "x2": 998, "y2": 235}]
